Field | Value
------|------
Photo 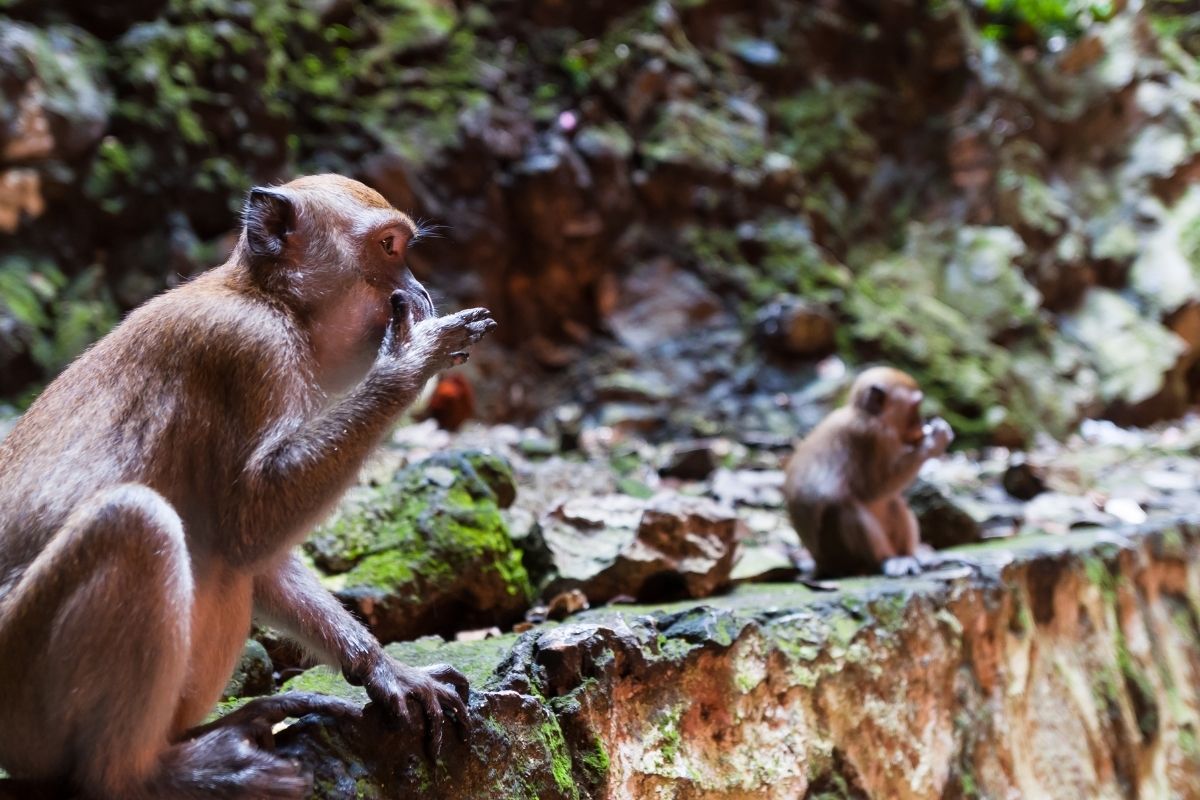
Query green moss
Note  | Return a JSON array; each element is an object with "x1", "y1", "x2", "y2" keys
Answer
[
  {"x1": 1159, "y1": 527, "x2": 1186, "y2": 558},
  {"x1": 654, "y1": 706, "x2": 683, "y2": 767},
  {"x1": 307, "y1": 450, "x2": 532, "y2": 607},
  {"x1": 870, "y1": 594, "x2": 908, "y2": 633},
  {"x1": 537, "y1": 720, "x2": 579, "y2": 798},
  {"x1": 1011, "y1": 589, "x2": 1034, "y2": 636},
  {"x1": 579, "y1": 736, "x2": 610, "y2": 780},
  {"x1": 283, "y1": 665, "x2": 369, "y2": 704},
  {"x1": 1179, "y1": 727, "x2": 1200, "y2": 762},
  {"x1": 772, "y1": 79, "x2": 879, "y2": 177}
]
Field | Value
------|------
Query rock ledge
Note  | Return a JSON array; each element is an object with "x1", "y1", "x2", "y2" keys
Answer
[{"x1": 279, "y1": 521, "x2": 1200, "y2": 799}]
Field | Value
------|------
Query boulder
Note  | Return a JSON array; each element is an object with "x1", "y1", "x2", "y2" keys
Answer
[
  {"x1": 754, "y1": 295, "x2": 837, "y2": 358},
  {"x1": 905, "y1": 478, "x2": 984, "y2": 550},
  {"x1": 530, "y1": 492, "x2": 740, "y2": 603},
  {"x1": 605, "y1": 258, "x2": 728, "y2": 352},
  {"x1": 221, "y1": 640, "x2": 274, "y2": 700},
  {"x1": 305, "y1": 450, "x2": 533, "y2": 643}
]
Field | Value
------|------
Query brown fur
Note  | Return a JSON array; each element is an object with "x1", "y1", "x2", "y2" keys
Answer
[
  {"x1": 0, "y1": 175, "x2": 494, "y2": 799},
  {"x1": 784, "y1": 367, "x2": 952, "y2": 578}
]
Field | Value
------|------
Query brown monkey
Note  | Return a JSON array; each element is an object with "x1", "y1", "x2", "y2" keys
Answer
[
  {"x1": 0, "y1": 175, "x2": 496, "y2": 799},
  {"x1": 784, "y1": 366, "x2": 953, "y2": 578}
]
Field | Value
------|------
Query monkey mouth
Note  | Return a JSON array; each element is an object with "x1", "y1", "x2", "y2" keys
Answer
[{"x1": 390, "y1": 285, "x2": 436, "y2": 323}]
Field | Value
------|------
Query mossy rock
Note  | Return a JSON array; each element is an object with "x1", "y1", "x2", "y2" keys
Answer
[{"x1": 305, "y1": 450, "x2": 532, "y2": 644}]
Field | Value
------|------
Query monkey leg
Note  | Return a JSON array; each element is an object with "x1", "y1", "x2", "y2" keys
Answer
[
  {"x1": 0, "y1": 485, "x2": 315, "y2": 800},
  {"x1": 0, "y1": 485, "x2": 321, "y2": 800},
  {"x1": 879, "y1": 497, "x2": 920, "y2": 557},
  {"x1": 0, "y1": 484, "x2": 196, "y2": 795},
  {"x1": 813, "y1": 501, "x2": 898, "y2": 578}
]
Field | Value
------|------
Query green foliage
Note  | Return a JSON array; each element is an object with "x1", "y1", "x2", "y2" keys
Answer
[
  {"x1": 0, "y1": 257, "x2": 117, "y2": 376},
  {"x1": 1151, "y1": 0, "x2": 1200, "y2": 56},
  {"x1": 772, "y1": 80, "x2": 879, "y2": 178},
  {"x1": 98, "y1": 0, "x2": 483, "y2": 214},
  {"x1": 642, "y1": 100, "x2": 767, "y2": 176},
  {"x1": 685, "y1": 216, "x2": 851, "y2": 322},
  {"x1": 980, "y1": 0, "x2": 1116, "y2": 41}
]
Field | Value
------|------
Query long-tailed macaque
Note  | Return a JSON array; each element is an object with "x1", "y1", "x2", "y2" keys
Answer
[
  {"x1": 784, "y1": 367, "x2": 953, "y2": 578},
  {"x1": 0, "y1": 175, "x2": 496, "y2": 799}
]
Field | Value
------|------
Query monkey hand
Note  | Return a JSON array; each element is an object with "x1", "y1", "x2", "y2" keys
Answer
[
  {"x1": 361, "y1": 655, "x2": 472, "y2": 758},
  {"x1": 410, "y1": 307, "x2": 497, "y2": 372},
  {"x1": 923, "y1": 417, "x2": 954, "y2": 456}
]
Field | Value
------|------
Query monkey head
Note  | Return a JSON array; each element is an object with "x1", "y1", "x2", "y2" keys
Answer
[
  {"x1": 849, "y1": 366, "x2": 926, "y2": 444},
  {"x1": 239, "y1": 174, "x2": 437, "y2": 390}
]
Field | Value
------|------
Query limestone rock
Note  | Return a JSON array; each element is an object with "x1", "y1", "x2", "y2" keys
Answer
[
  {"x1": 274, "y1": 523, "x2": 1200, "y2": 800},
  {"x1": 1062, "y1": 288, "x2": 1189, "y2": 425},
  {"x1": 905, "y1": 478, "x2": 983, "y2": 550},
  {"x1": 530, "y1": 492, "x2": 740, "y2": 603},
  {"x1": 0, "y1": 22, "x2": 109, "y2": 163},
  {"x1": 221, "y1": 640, "x2": 274, "y2": 700},
  {"x1": 304, "y1": 450, "x2": 533, "y2": 643},
  {"x1": 0, "y1": 169, "x2": 43, "y2": 233},
  {"x1": 754, "y1": 295, "x2": 837, "y2": 358}
]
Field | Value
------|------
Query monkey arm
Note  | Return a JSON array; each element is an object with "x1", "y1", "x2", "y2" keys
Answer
[
  {"x1": 228, "y1": 308, "x2": 494, "y2": 566},
  {"x1": 230, "y1": 358, "x2": 431, "y2": 565},
  {"x1": 874, "y1": 444, "x2": 930, "y2": 498},
  {"x1": 254, "y1": 554, "x2": 471, "y2": 752},
  {"x1": 253, "y1": 554, "x2": 383, "y2": 675}
]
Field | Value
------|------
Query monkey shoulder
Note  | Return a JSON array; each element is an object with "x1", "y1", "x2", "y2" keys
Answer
[{"x1": 785, "y1": 418, "x2": 848, "y2": 504}]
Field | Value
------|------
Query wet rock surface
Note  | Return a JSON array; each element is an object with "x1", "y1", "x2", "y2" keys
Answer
[{"x1": 274, "y1": 523, "x2": 1200, "y2": 799}]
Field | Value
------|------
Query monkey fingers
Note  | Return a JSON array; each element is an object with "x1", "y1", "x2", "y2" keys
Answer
[
  {"x1": 364, "y1": 660, "x2": 472, "y2": 759},
  {"x1": 381, "y1": 290, "x2": 417, "y2": 359},
  {"x1": 425, "y1": 662, "x2": 472, "y2": 738},
  {"x1": 165, "y1": 727, "x2": 313, "y2": 800},
  {"x1": 416, "y1": 307, "x2": 497, "y2": 370},
  {"x1": 185, "y1": 692, "x2": 362, "y2": 746}
]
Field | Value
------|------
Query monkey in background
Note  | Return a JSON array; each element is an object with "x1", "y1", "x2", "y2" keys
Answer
[
  {"x1": 784, "y1": 366, "x2": 954, "y2": 579},
  {"x1": 0, "y1": 175, "x2": 496, "y2": 799}
]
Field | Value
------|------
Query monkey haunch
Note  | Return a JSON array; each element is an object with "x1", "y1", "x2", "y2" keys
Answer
[
  {"x1": 784, "y1": 367, "x2": 954, "y2": 579},
  {"x1": 0, "y1": 175, "x2": 496, "y2": 799}
]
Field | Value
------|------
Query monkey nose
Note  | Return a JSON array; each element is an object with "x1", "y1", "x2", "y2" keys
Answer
[{"x1": 417, "y1": 286, "x2": 436, "y2": 319}]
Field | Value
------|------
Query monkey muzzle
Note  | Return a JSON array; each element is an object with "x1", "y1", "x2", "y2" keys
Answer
[{"x1": 390, "y1": 282, "x2": 436, "y2": 324}]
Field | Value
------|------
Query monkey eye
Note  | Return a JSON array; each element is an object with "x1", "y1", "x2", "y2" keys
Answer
[{"x1": 380, "y1": 236, "x2": 396, "y2": 256}]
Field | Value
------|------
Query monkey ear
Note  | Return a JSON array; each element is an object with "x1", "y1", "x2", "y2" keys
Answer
[
  {"x1": 243, "y1": 187, "x2": 294, "y2": 260},
  {"x1": 862, "y1": 384, "x2": 888, "y2": 415}
]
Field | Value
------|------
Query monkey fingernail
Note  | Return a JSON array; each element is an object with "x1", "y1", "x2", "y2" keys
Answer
[{"x1": 450, "y1": 352, "x2": 469, "y2": 365}]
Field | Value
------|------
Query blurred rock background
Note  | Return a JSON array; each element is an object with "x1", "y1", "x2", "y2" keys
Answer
[{"x1": 3, "y1": 0, "x2": 1200, "y2": 448}]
